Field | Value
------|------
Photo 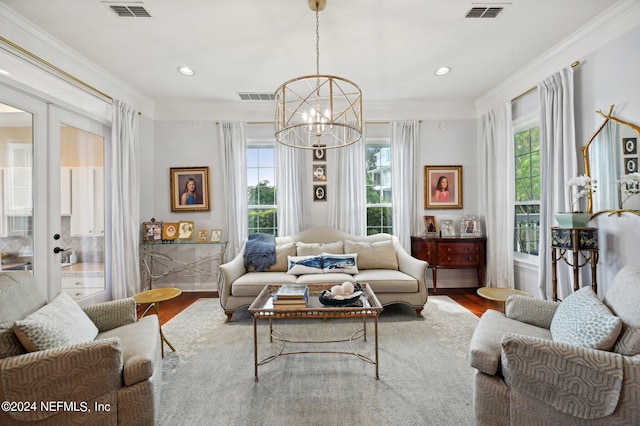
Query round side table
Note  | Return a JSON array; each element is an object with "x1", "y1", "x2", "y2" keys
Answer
[
  {"x1": 134, "y1": 287, "x2": 182, "y2": 357},
  {"x1": 476, "y1": 287, "x2": 531, "y2": 313}
]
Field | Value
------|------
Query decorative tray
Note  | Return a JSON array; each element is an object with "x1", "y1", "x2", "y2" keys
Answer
[{"x1": 319, "y1": 283, "x2": 364, "y2": 307}]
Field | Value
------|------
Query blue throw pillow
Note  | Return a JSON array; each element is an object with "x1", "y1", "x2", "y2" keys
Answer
[
  {"x1": 321, "y1": 253, "x2": 359, "y2": 274},
  {"x1": 286, "y1": 255, "x2": 323, "y2": 275}
]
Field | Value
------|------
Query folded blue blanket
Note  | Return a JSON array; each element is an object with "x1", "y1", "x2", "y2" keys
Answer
[{"x1": 244, "y1": 233, "x2": 276, "y2": 272}]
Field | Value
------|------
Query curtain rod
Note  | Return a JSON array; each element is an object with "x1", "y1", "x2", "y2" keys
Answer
[
  {"x1": 511, "y1": 60, "x2": 581, "y2": 103},
  {"x1": 216, "y1": 120, "x2": 423, "y2": 125}
]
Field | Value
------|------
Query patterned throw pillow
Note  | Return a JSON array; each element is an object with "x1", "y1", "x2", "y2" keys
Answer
[
  {"x1": 286, "y1": 255, "x2": 324, "y2": 275},
  {"x1": 321, "y1": 253, "x2": 359, "y2": 274},
  {"x1": 13, "y1": 292, "x2": 99, "y2": 352},
  {"x1": 550, "y1": 286, "x2": 622, "y2": 351}
]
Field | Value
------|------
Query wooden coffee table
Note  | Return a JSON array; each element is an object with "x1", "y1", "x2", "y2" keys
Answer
[
  {"x1": 248, "y1": 283, "x2": 383, "y2": 381},
  {"x1": 134, "y1": 287, "x2": 182, "y2": 357},
  {"x1": 476, "y1": 287, "x2": 531, "y2": 313}
]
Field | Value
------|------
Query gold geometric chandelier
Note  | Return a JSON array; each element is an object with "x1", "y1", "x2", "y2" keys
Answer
[{"x1": 274, "y1": 0, "x2": 363, "y2": 149}]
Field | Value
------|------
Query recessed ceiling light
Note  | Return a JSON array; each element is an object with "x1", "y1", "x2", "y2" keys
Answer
[
  {"x1": 0, "y1": 69, "x2": 12, "y2": 77},
  {"x1": 177, "y1": 66, "x2": 195, "y2": 76},
  {"x1": 434, "y1": 66, "x2": 451, "y2": 76}
]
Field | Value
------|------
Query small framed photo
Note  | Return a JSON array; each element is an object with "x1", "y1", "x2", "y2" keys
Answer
[
  {"x1": 210, "y1": 229, "x2": 222, "y2": 242},
  {"x1": 423, "y1": 215, "x2": 438, "y2": 234},
  {"x1": 313, "y1": 164, "x2": 327, "y2": 182},
  {"x1": 313, "y1": 144, "x2": 326, "y2": 162},
  {"x1": 625, "y1": 157, "x2": 638, "y2": 173},
  {"x1": 196, "y1": 229, "x2": 209, "y2": 243},
  {"x1": 424, "y1": 165, "x2": 463, "y2": 209},
  {"x1": 162, "y1": 222, "x2": 179, "y2": 240},
  {"x1": 142, "y1": 219, "x2": 163, "y2": 242},
  {"x1": 623, "y1": 137, "x2": 637, "y2": 155},
  {"x1": 177, "y1": 221, "x2": 194, "y2": 240},
  {"x1": 440, "y1": 219, "x2": 456, "y2": 237},
  {"x1": 313, "y1": 184, "x2": 327, "y2": 202},
  {"x1": 460, "y1": 216, "x2": 482, "y2": 238},
  {"x1": 170, "y1": 167, "x2": 211, "y2": 212}
]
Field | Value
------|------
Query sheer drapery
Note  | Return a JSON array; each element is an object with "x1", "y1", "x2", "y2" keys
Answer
[
  {"x1": 277, "y1": 143, "x2": 309, "y2": 235},
  {"x1": 219, "y1": 122, "x2": 247, "y2": 258},
  {"x1": 591, "y1": 121, "x2": 621, "y2": 211},
  {"x1": 111, "y1": 100, "x2": 140, "y2": 298},
  {"x1": 538, "y1": 67, "x2": 577, "y2": 300},
  {"x1": 391, "y1": 121, "x2": 421, "y2": 250},
  {"x1": 328, "y1": 130, "x2": 366, "y2": 235},
  {"x1": 480, "y1": 103, "x2": 515, "y2": 288}
]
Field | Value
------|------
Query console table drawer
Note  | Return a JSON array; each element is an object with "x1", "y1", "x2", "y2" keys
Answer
[
  {"x1": 437, "y1": 252, "x2": 479, "y2": 266},
  {"x1": 438, "y1": 243, "x2": 478, "y2": 255}
]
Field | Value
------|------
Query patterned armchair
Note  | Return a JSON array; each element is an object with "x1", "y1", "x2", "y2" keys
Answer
[
  {"x1": 0, "y1": 272, "x2": 162, "y2": 425},
  {"x1": 469, "y1": 266, "x2": 640, "y2": 425}
]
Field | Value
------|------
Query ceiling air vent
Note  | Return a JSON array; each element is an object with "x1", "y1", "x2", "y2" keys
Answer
[
  {"x1": 238, "y1": 93, "x2": 275, "y2": 101},
  {"x1": 102, "y1": 2, "x2": 152, "y2": 18},
  {"x1": 465, "y1": 4, "x2": 509, "y2": 18}
]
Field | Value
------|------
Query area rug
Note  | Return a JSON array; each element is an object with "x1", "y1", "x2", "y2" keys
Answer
[{"x1": 159, "y1": 296, "x2": 479, "y2": 426}]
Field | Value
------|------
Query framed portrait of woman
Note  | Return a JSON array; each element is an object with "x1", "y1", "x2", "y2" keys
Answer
[
  {"x1": 170, "y1": 166, "x2": 210, "y2": 212},
  {"x1": 424, "y1": 165, "x2": 463, "y2": 209}
]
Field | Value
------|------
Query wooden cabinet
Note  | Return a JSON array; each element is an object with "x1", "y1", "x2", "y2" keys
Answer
[
  {"x1": 61, "y1": 272, "x2": 104, "y2": 301},
  {"x1": 411, "y1": 236, "x2": 487, "y2": 292},
  {"x1": 70, "y1": 167, "x2": 104, "y2": 236}
]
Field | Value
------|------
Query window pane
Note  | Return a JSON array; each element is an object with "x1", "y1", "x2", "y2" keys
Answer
[
  {"x1": 514, "y1": 204, "x2": 540, "y2": 255},
  {"x1": 247, "y1": 144, "x2": 277, "y2": 236},
  {"x1": 513, "y1": 125, "x2": 540, "y2": 256},
  {"x1": 365, "y1": 134, "x2": 392, "y2": 235}
]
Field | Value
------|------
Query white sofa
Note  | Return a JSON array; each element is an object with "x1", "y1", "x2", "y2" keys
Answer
[{"x1": 218, "y1": 227, "x2": 428, "y2": 321}]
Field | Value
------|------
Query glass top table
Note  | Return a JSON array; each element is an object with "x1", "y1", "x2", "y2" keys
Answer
[{"x1": 248, "y1": 283, "x2": 383, "y2": 381}]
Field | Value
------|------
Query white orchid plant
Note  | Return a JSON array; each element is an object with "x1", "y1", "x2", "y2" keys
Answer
[
  {"x1": 617, "y1": 172, "x2": 640, "y2": 208},
  {"x1": 565, "y1": 175, "x2": 597, "y2": 213}
]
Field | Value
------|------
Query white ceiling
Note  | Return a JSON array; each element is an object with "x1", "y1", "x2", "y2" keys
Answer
[{"x1": 0, "y1": 0, "x2": 622, "y2": 106}]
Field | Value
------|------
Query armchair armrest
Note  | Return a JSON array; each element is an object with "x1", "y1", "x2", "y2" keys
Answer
[
  {"x1": 501, "y1": 333, "x2": 624, "y2": 420},
  {"x1": 218, "y1": 248, "x2": 247, "y2": 307},
  {"x1": 0, "y1": 338, "x2": 123, "y2": 422},
  {"x1": 505, "y1": 295, "x2": 560, "y2": 329},
  {"x1": 395, "y1": 243, "x2": 428, "y2": 287},
  {"x1": 83, "y1": 297, "x2": 136, "y2": 332}
]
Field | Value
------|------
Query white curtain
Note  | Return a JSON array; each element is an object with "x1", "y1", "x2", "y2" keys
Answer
[
  {"x1": 538, "y1": 67, "x2": 577, "y2": 300},
  {"x1": 111, "y1": 100, "x2": 140, "y2": 298},
  {"x1": 219, "y1": 122, "x2": 247, "y2": 258},
  {"x1": 480, "y1": 103, "x2": 515, "y2": 288},
  {"x1": 391, "y1": 121, "x2": 421, "y2": 250},
  {"x1": 277, "y1": 144, "x2": 309, "y2": 235},
  {"x1": 591, "y1": 121, "x2": 621, "y2": 211},
  {"x1": 328, "y1": 134, "x2": 366, "y2": 235}
]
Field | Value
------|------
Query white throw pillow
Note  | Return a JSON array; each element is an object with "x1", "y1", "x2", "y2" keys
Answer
[
  {"x1": 286, "y1": 255, "x2": 324, "y2": 275},
  {"x1": 13, "y1": 292, "x2": 99, "y2": 352},
  {"x1": 296, "y1": 241, "x2": 344, "y2": 256},
  {"x1": 344, "y1": 239, "x2": 398, "y2": 270},
  {"x1": 321, "y1": 253, "x2": 359, "y2": 274},
  {"x1": 550, "y1": 286, "x2": 622, "y2": 351}
]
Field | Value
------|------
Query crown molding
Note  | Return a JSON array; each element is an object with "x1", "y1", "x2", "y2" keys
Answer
[
  {"x1": 475, "y1": 0, "x2": 640, "y2": 117},
  {"x1": 0, "y1": 3, "x2": 155, "y2": 116}
]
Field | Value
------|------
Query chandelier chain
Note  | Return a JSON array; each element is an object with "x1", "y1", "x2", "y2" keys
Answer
[{"x1": 315, "y1": 4, "x2": 320, "y2": 76}]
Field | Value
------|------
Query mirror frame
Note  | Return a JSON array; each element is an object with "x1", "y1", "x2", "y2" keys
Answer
[{"x1": 582, "y1": 104, "x2": 640, "y2": 218}]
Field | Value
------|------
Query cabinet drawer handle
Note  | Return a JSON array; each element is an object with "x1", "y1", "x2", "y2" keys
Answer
[
  {"x1": 447, "y1": 248, "x2": 452, "y2": 252},
  {"x1": 447, "y1": 256, "x2": 451, "y2": 261},
  {"x1": 75, "y1": 281, "x2": 82, "y2": 286},
  {"x1": 468, "y1": 256, "x2": 473, "y2": 260}
]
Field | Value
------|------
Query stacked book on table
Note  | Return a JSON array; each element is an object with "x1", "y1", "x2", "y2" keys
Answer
[{"x1": 272, "y1": 284, "x2": 309, "y2": 309}]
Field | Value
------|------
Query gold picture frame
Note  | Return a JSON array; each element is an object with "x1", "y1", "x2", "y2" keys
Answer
[
  {"x1": 424, "y1": 165, "x2": 463, "y2": 209},
  {"x1": 423, "y1": 215, "x2": 438, "y2": 234},
  {"x1": 170, "y1": 167, "x2": 211, "y2": 212},
  {"x1": 196, "y1": 229, "x2": 208, "y2": 243},
  {"x1": 177, "y1": 221, "x2": 194, "y2": 240},
  {"x1": 210, "y1": 229, "x2": 222, "y2": 242},
  {"x1": 162, "y1": 222, "x2": 179, "y2": 240}
]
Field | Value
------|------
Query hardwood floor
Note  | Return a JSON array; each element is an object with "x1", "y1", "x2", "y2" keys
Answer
[{"x1": 138, "y1": 288, "x2": 499, "y2": 325}]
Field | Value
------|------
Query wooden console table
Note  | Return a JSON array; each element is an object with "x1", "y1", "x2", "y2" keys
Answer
[
  {"x1": 410, "y1": 236, "x2": 487, "y2": 292},
  {"x1": 551, "y1": 227, "x2": 598, "y2": 301}
]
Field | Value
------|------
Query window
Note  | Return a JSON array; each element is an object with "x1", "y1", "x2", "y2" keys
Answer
[
  {"x1": 247, "y1": 145, "x2": 277, "y2": 236},
  {"x1": 514, "y1": 125, "x2": 540, "y2": 255},
  {"x1": 365, "y1": 133, "x2": 392, "y2": 235}
]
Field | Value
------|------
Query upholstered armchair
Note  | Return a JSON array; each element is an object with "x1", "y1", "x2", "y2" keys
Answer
[
  {"x1": 0, "y1": 272, "x2": 162, "y2": 425},
  {"x1": 469, "y1": 266, "x2": 640, "y2": 425}
]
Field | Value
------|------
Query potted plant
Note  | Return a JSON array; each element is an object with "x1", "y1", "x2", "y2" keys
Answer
[{"x1": 555, "y1": 175, "x2": 597, "y2": 228}]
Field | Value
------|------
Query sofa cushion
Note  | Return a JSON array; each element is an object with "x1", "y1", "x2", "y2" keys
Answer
[
  {"x1": 0, "y1": 272, "x2": 47, "y2": 358},
  {"x1": 13, "y1": 292, "x2": 99, "y2": 352},
  {"x1": 321, "y1": 253, "x2": 359, "y2": 274},
  {"x1": 355, "y1": 270, "x2": 418, "y2": 293},
  {"x1": 296, "y1": 273, "x2": 355, "y2": 285},
  {"x1": 296, "y1": 241, "x2": 344, "y2": 256},
  {"x1": 286, "y1": 255, "x2": 324, "y2": 275},
  {"x1": 248, "y1": 242, "x2": 296, "y2": 272},
  {"x1": 344, "y1": 239, "x2": 398, "y2": 270},
  {"x1": 550, "y1": 287, "x2": 622, "y2": 351},
  {"x1": 603, "y1": 266, "x2": 640, "y2": 356},
  {"x1": 97, "y1": 315, "x2": 159, "y2": 386},
  {"x1": 469, "y1": 309, "x2": 552, "y2": 376},
  {"x1": 231, "y1": 272, "x2": 296, "y2": 297}
]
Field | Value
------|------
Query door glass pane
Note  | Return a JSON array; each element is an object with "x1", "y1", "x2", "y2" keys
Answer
[
  {"x1": 60, "y1": 125, "x2": 105, "y2": 301},
  {"x1": 0, "y1": 103, "x2": 33, "y2": 272}
]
